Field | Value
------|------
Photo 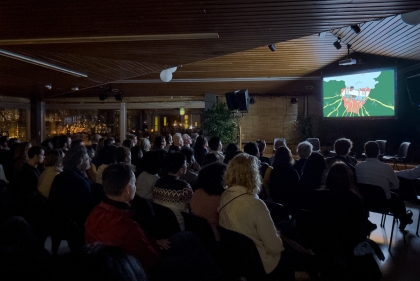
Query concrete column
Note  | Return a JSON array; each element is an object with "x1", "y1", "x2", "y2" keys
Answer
[{"x1": 30, "y1": 95, "x2": 42, "y2": 144}]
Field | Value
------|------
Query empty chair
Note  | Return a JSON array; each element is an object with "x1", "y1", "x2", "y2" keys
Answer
[
  {"x1": 150, "y1": 202, "x2": 181, "y2": 239},
  {"x1": 383, "y1": 142, "x2": 411, "y2": 170},
  {"x1": 218, "y1": 226, "x2": 267, "y2": 280},
  {"x1": 376, "y1": 140, "x2": 387, "y2": 161},
  {"x1": 306, "y1": 138, "x2": 321, "y2": 154},
  {"x1": 357, "y1": 183, "x2": 405, "y2": 252}
]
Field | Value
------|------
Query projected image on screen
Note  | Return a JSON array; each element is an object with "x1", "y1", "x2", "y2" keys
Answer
[{"x1": 323, "y1": 69, "x2": 395, "y2": 118}]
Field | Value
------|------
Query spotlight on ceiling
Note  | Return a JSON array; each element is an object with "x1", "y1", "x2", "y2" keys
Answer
[
  {"x1": 114, "y1": 91, "x2": 123, "y2": 101},
  {"x1": 290, "y1": 97, "x2": 298, "y2": 104},
  {"x1": 333, "y1": 37, "x2": 342, "y2": 50},
  {"x1": 268, "y1": 44, "x2": 276, "y2": 52},
  {"x1": 249, "y1": 97, "x2": 255, "y2": 104},
  {"x1": 99, "y1": 84, "x2": 111, "y2": 101},
  {"x1": 45, "y1": 84, "x2": 52, "y2": 90},
  {"x1": 351, "y1": 25, "x2": 361, "y2": 34}
]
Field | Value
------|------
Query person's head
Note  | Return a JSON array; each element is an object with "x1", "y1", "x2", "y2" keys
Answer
[
  {"x1": 202, "y1": 153, "x2": 218, "y2": 166},
  {"x1": 364, "y1": 141, "x2": 379, "y2": 158},
  {"x1": 197, "y1": 162, "x2": 227, "y2": 196},
  {"x1": 194, "y1": 136, "x2": 207, "y2": 150},
  {"x1": 326, "y1": 162, "x2": 356, "y2": 193},
  {"x1": 153, "y1": 135, "x2": 166, "y2": 150},
  {"x1": 166, "y1": 152, "x2": 187, "y2": 175},
  {"x1": 92, "y1": 134, "x2": 102, "y2": 143},
  {"x1": 296, "y1": 141, "x2": 313, "y2": 160},
  {"x1": 243, "y1": 142, "x2": 259, "y2": 157},
  {"x1": 273, "y1": 146, "x2": 294, "y2": 168},
  {"x1": 180, "y1": 147, "x2": 195, "y2": 165},
  {"x1": 224, "y1": 153, "x2": 261, "y2": 195},
  {"x1": 164, "y1": 133, "x2": 172, "y2": 146},
  {"x1": 28, "y1": 145, "x2": 45, "y2": 164},
  {"x1": 72, "y1": 139, "x2": 84, "y2": 148},
  {"x1": 50, "y1": 243, "x2": 148, "y2": 281},
  {"x1": 122, "y1": 139, "x2": 134, "y2": 150},
  {"x1": 97, "y1": 145, "x2": 117, "y2": 165},
  {"x1": 273, "y1": 139, "x2": 287, "y2": 153},
  {"x1": 58, "y1": 135, "x2": 72, "y2": 150},
  {"x1": 114, "y1": 146, "x2": 131, "y2": 164},
  {"x1": 104, "y1": 137, "x2": 115, "y2": 146},
  {"x1": 41, "y1": 138, "x2": 54, "y2": 151},
  {"x1": 140, "y1": 138, "x2": 151, "y2": 152},
  {"x1": 142, "y1": 151, "x2": 165, "y2": 175},
  {"x1": 86, "y1": 145, "x2": 95, "y2": 160},
  {"x1": 102, "y1": 163, "x2": 136, "y2": 201},
  {"x1": 44, "y1": 148, "x2": 64, "y2": 168},
  {"x1": 125, "y1": 134, "x2": 137, "y2": 145},
  {"x1": 0, "y1": 136, "x2": 9, "y2": 148},
  {"x1": 256, "y1": 140, "x2": 266, "y2": 155},
  {"x1": 63, "y1": 146, "x2": 90, "y2": 172},
  {"x1": 182, "y1": 134, "x2": 192, "y2": 146},
  {"x1": 334, "y1": 138, "x2": 352, "y2": 156},
  {"x1": 13, "y1": 142, "x2": 32, "y2": 160},
  {"x1": 208, "y1": 136, "x2": 222, "y2": 151},
  {"x1": 172, "y1": 133, "x2": 183, "y2": 147}
]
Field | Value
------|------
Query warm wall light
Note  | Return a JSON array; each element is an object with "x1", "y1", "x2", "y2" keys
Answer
[
  {"x1": 180, "y1": 108, "x2": 185, "y2": 115},
  {"x1": 0, "y1": 49, "x2": 87, "y2": 77}
]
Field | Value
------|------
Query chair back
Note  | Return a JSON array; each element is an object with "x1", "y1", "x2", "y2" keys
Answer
[
  {"x1": 218, "y1": 226, "x2": 267, "y2": 280},
  {"x1": 306, "y1": 138, "x2": 320, "y2": 152},
  {"x1": 272, "y1": 138, "x2": 286, "y2": 154},
  {"x1": 150, "y1": 202, "x2": 181, "y2": 239},
  {"x1": 263, "y1": 201, "x2": 290, "y2": 224},
  {"x1": 375, "y1": 140, "x2": 387, "y2": 155},
  {"x1": 396, "y1": 142, "x2": 410, "y2": 159},
  {"x1": 357, "y1": 183, "x2": 389, "y2": 214},
  {"x1": 182, "y1": 212, "x2": 217, "y2": 250}
]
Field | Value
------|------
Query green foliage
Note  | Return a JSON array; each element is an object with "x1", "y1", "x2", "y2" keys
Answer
[
  {"x1": 288, "y1": 114, "x2": 318, "y2": 144},
  {"x1": 201, "y1": 101, "x2": 237, "y2": 145}
]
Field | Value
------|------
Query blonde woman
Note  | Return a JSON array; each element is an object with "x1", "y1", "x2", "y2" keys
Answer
[
  {"x1": 38, "y1": 149, "x2": 64, "y2": 198},
  {"x1": 219, "y1": 153, "x2": 293, "y2": 279}
]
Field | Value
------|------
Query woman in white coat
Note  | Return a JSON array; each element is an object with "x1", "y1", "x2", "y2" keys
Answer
[{"x1": 219, "y1": 153, "x2": 294, "y2": 280}]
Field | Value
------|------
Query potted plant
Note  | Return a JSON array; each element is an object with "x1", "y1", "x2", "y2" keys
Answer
[{"x1": 201, "y1": 100, "x2": 237, "y2": 145}]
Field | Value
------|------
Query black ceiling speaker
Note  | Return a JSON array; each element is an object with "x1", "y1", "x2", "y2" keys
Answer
[
  {"x1": 351, "y1": 25, "x2": 361, "y2": 34},
  {"x1": 235, "y1": 89, "x2": 249, "y2": 113},
  {"x1": 225, "y1": 92, "x2": 237, "y2": 111},
  {"x1": 333, "y1": 40, "x2": 342, "y2": 50}
]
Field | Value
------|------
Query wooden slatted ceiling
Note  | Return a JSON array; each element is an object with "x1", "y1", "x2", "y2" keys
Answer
[{"x1": 0, "y1": 1, "x2": 418, "y2": 99}]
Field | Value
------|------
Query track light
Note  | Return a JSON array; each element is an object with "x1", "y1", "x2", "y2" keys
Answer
[
  {"x1": 114, "y1": 91, "x2": 123, "y2": 101},
  {"x1": 268, "y1": 44, "x2": 276, "y2": 52},
  {"x1": 351, "y1": 25, "x2": 361, "y2": 34},
  {"x1": 333, "y1": 37, "x2": 342, "y2": 50},
  {"x1": 290, "y1": 97, "x2": 298, "y2": 104},
  {"x1": 99, "y1": 93, "x2": 108, "y2": 101}
]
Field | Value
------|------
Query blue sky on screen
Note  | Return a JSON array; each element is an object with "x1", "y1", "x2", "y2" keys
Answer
[{"x1": 324, "y1": 71, "x2": 382, "y2": 89}]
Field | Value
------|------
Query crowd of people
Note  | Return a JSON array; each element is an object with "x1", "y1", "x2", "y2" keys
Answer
[{"x1": 0, "y1": 132, "x2": 416, "y2": 280}]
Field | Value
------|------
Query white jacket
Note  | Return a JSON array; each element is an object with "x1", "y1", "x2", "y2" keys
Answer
[{"x1": 218, "y1": 185, "x2": 284, "y2": 274}]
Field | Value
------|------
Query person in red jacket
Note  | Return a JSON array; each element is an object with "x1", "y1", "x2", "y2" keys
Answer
[{"x1": 84, "y1": 163, "x2": 169, "y2": 274}]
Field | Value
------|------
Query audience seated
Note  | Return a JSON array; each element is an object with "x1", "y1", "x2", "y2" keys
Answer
[
  {"x1": 219, "y1": 153, "x2": 295, "y2": 280},
  {"x1": 12, "y1": 141, "x2": 32, "y2": 183},
  {"x1": 85, "y1": 146, "x2": 97, "y2": 183},
  {"x1": 202, "y1": 153, "x2": 219, "y2": 167},
  {"x1": 223, "y1": 143, "x2": 240, "y2": 165},
  {"x1": 96, "y1": 145, "x2": 117, "y2": 185},
  {"x1": 269, "y1": 139, "x2": 288, "y2": 166},
  {"x1": 114, "y1": 146, "x2": 131, "y2": 164},
  {"x1": 244, "y1": 141, "x2": 272, "y2": 199},
  {"x1": 193, "y1": 135, "x2": 208, "y2": 166},
  {"x1": 299, "y1": 152, "x2": 327, "y2": 194},
  {"x1": 16, "y1": 145, "x2": 45, "y2": 200},
  {"x1": 208, "y1": 136, "x2": 225, "y2": 163},
  {"x1": 153, "y1": 135, "x2": 167, "y2": 152},
  {"x1": 168, "y1": 133, "x2": 183, "y2": 152},
  {"x1": 57, "y1": 135, "x2": 72, "y2": 153},
  {"x1": 153, "y1": 152, "x2": 193, "y2": 231},
  {"x1": 180, "y1": 147, "x2": 199, "y2": 189},
  {"x1": 256, "y1": 139, "x2": 270, "y2": 164},
  {"x1": 325, "y1": 138, "x2": 357, "y2": 173},
  {"x1": 85, "y1": 163, "x2": 220, "y2": 280},
  {"x1": 90, "y1": 134, "x2": 102, "y2": 152},
  {"x1": 181, "y1": 134, "x2": 192, "y2": 148},
  {"x1": 269, "y1": 147, "x2": 300, "y2": 215},
  {"x1": 190, "y1": 162, "x2": 227, "y2": 241},
  {"x1": 163, "y1": 133, "x2": 172, "y2": 151},
  {"x1": 395, "y1": 164, "x2": 420, "y2": 179},
  {"x1": 140, "y1": 138, "x2": 151, "y2": 154},
  {"x1": 292, "y1": 141, "x2": 313, "y2": 176},
  {"x1": 355, "y1": 141, "x2": 413, "y2": 230},
  {"x1": 122, "y1": 139, "x2": 134, "y2": 150},
  {"x1": 38, "y1": 149, "x2": 64, "y2": 198},
  {"x1": 49, "y1": 146, "x2": 98, "y2": 230},
  {"x1": 136, "y1": 151, "x2": 164, "y2": 201}
]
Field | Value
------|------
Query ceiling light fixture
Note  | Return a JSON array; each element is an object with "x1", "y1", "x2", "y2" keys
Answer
[
  {"x1": 350, "y1": 25, "x2": 361, "y2": 34},
  {"x1": 114, "y1": 91, "x2": 123, "y2": 101},
  {"x1": 268, "y1": 44, "x2": 276, "y2": 52},
  {"x1": 333, "y1": 37, "x2": 342, "y2": 50},
  {"x1": 0, "y1": 49, "x2": 87, "y2": 77},
  {"x1": 45, "y1": 84, "x2": 52, "y2": 90},
  {"x1": 0, "y1": 33, "x2": 220, "y2": 45},
  {"x1": 160, "y1": 66, "x2": 177, "y2": 82}
]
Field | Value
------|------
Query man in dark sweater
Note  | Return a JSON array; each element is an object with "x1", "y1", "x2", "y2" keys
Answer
[{"x1": 16, "y1": 146, "x2": 45, "y2": 199}]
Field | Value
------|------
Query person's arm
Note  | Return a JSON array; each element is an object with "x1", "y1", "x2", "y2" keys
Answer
[
  {"x1": 386, "y1": 166, "x2": 399, "y2": 190},
  {"x1": 395, "y1": 165, "x2": 420, "y2": 180},
  {"x1": 256, "y1": 201, "x2": 284, "y2": 256}
]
